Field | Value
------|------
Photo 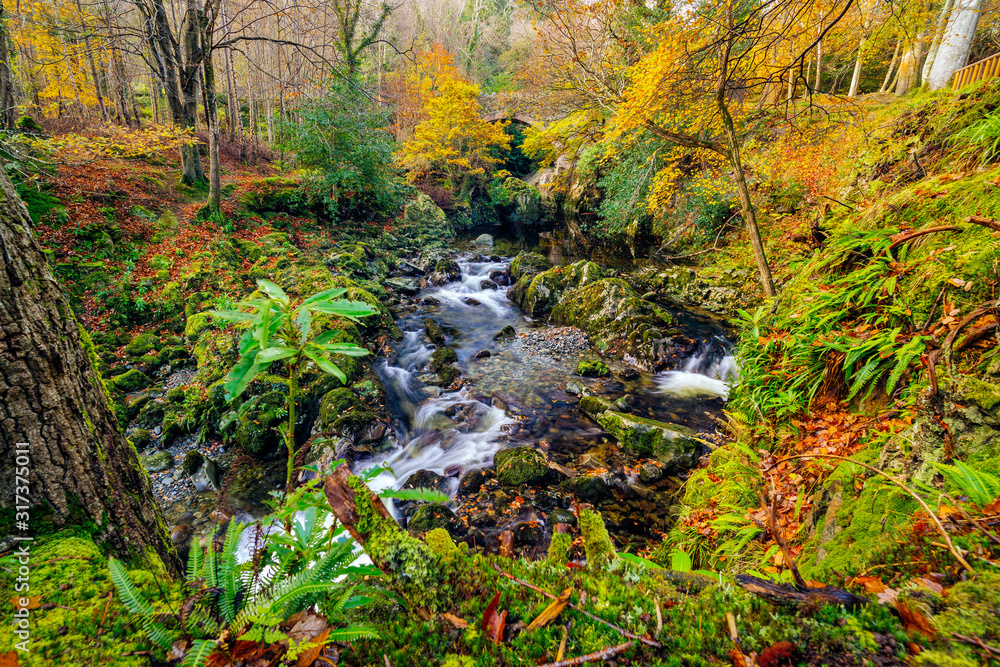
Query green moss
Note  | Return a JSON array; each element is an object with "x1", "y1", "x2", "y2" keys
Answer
[
  {"x1": 431, "y1": 346, "x2": 459, "y2": 371},
  {"x1": 181, "y1": 450, "x2": 205, "y2": 476},
  {"x1": 128, "y1": 428, "x2": 152, "y2": 451},
  {"x1": 184, "y1": 312, "x2": 215, "y2": 340},
  {"x1": 0, "y1": 530, "x2": 179, "y2": 665},
  {"x1": 111, "y1": 369, "x2": 152, "y2": 393},
  {"x1": 578, "y1": 509, "x2": 617, "y2": 570},
  {"x1": 576, "y1": 359, "x2": 609, "y2": 377},
  {"x1": 232, "y1": 391, "x2": 287, "y2": 457},
  {"x1": 546, "y1": 532, "x2": 573, "y2": 563},
  {"x1": 508, "y1": 251, "x2": 549, "y2": 282},
  {"x1": 511, "y1": 260, "x2": 605, "y2": 317},
  {"x1": 932, "y1": 572, "x2": 1000, "y2": 640},
  {"x1": 494, "y1": 447, "x2": 548, "y2": 487},
  {"x1": 425, "y1": 528, "x2": 460, "y2": 558}
]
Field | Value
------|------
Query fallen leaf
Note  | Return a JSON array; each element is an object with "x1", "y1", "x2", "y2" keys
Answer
[
  {"x1": 894, "y1": 600, "x2": 936, "y2": 639},
  {"x1": 849, "y1": 576, "x2": 888, "y2": 595},
  {"x1": 442, "y1": 613, "x2": 469, "y2": 629},
  {"x1": 295, "y1": 628, "x2": 330, "y2": 667},
  {"x1": 8, "y1": 596, "x2": 40, "y2": 611},
  {"x1": 526, "y1": 588, "x2": 572, "y2": 630},
  {"x1": 0, "y1": 651, "x2": 20, "y2": 667}
]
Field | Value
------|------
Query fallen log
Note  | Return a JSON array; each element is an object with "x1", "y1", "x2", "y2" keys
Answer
[{"x1": 734, "y1": 575, "x2": 869, "y2": 610}]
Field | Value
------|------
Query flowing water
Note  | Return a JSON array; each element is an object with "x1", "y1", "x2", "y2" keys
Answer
[{"x1": 365, "y1": 254, "x2": 736, "y2": 509}]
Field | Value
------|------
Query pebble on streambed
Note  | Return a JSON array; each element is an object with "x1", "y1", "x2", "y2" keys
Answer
[{"x1": 516, "y1": 326, "x2": 590, "y2": 355}]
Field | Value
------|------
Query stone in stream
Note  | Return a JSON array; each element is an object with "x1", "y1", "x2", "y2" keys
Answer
[
  {"x1": 550, "y1": 278, "x2": 679, "y2": 371},
  {"x1": 459, "y1": 469, "x2": 489, "y2": 493},
  {"x1": 386, "y1": 277, "x2": 421, "y2": 296},
  {"x1": 431, "y1": 345, "x2": 458, "y2": 371},
  {"x1": 508, "y1": 251, "x2": 549, "y2": 282},
  {"x1": 489, "y1": 270, "x2": 509, "y2": 286},
  {"x1": 576, "y1": 359, "x2": 610, "y2": 377},
  {"x1": 422, "y1": 296, "x2": 440, "y2": 306},
  {"x1": 493, "y1": 325, "x2": 516, "y2": 341},
  {"x1": 547, "y1": 507, "x2": 577, "y2": 527},
  {"x1": 407, "y1": 503, "x2": 462, "y2": 535},
  {"x1": 472, "y1": 349, "x2": 491, "y2": 359},
  {"x1": 561, "y1": 472, "x2": 613, "y2": 502},
  {"x1": 474, "y1": 233, "x2": 494, "y2": 246},
  {"x1": 424, "y1": 318, "x2": 446, "y2": 345},
  {"x1": 480, "y1": 279, "x2": 498, "y2": 290},
  {"x1": 494, "y1": 446, "x2": 549, "y2": 487},
  {"x1": 463, "y1": 297, "x2": 481, "y2": 306},
  {"x1": 508, "y1": 260, "x2": 605, "y2": 318},
  {"x1": 189, "y1": 458, "x2": 221, "y2": 493},
  {"x1": 141, "y1": 450, "x2": 174, "y2": 473},
  {"x1": 429, "y1": 258, "x2": 462, "y2": 285},
  {"x1": 579, "y1": 396, "x2": 701, "y2": 473}
]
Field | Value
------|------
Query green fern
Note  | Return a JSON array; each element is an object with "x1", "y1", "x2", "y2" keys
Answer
[
  {"x1": 108, "y1": 558, "x2": 178, "y2": 651},
  {"x1": 934, "y1": 460, "x2": 1000, "y2": 508},
  {"x1": 180, "y1": 639, "x2": 217, "y2": 667}
]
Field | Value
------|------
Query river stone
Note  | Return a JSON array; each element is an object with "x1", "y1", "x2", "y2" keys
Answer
[
  {"x1": 493, "y1": 325, "x2": 516, "y2": 341},
  {"x1": 474, "y1": 233, "x2": 494, "y2": 246},
  {"x1": 407, "y1": 503, "x2": 462, "y2": 535},
  {"x1": 472, "y1": 349, "x2": 491, "y2": 359},
  {"x1": 459, "y1": 469, "x2": 489, "y2": 493},
  {"x1": 404, "y1": 469, "x2": 450, "y2": 494},
  {"x1": 142, "y1": 450, "x2": 174, "y2": 473},
  {"x1": 190, "y1": 458, "x2": 221, "y2": 492},
  {"x1": 128, "y1": 428, "x2": 153, "y2": 451},
  {"x1": 463, "y1": 297, "x2": 481, "y2": 306},
  {"x1": 480, "y1": 279, "x2": 498, "y2": 290},
  {"x1": 425, "y1": 318, "x2": 446, "y2": 345},
  {"x1": 431, "y1": 346, "x2": 458, "y2": 371},
  {"x1": 494, "y1": 446, "x2": 549, "y2": 487},
  {"x1": 547, "y1": 507, "x2": 577, "y2": 527},
  {"x1": 489, "y1": 270, "x2": 509, "y2": 286},
  {"x1": 509, "y1": 260, "x2": 605, "y2": 318},
  {"x1": 112, "y1": 368, "x2": 152, "y2": 393},
  {"x1": 561, "y1": 473, "x2": 612, "y2": 502},
  {"x1": 386, "y1": 277, "x2": 421, "y2": 296}
]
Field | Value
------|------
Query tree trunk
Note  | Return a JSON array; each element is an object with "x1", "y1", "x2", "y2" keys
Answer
[
  {"x1": 880, "y1": 40, "x2": 901, "y2": 92},
  {"x1": 202, "y1": 50, "x2": 222, "y2": 214},
  {"x1": 922, "y1": 0, "x2": 957, "y2": 83},
  {"x1": 0, "y1": 170, "x2": 179, "y2": 572},
  {"x1": 0, "y1": 0, "x2": 17, "y2": 131},
  {"x1": 717, "y1": 5, "x2": 777, "y2": 298},
  {"x1": 848, "y1": 37, "x2": 865, "y2": 97},
  {"x1": 895, "y1": 0, "x2": 933, "y2": 95},
  {"x1": 926, "y1": 0, "x2": 983, "y2": 90}
]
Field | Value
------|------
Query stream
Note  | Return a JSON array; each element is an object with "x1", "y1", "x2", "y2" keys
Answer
[{"x1": 361, "y1": 251, "x2": 737, "y2": 551}]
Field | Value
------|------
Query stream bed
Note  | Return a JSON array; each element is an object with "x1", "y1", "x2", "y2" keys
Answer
[{"x1": 360, "y1": 252, "x2": 736, "y2": 553}]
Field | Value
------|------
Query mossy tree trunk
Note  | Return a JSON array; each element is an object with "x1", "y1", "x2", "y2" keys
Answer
[{"x1": 0, "y1": 169, "x2": 180, "y2": 573}]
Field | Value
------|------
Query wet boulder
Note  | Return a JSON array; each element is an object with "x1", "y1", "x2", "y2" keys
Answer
[
  {"x1": 425, "y1": 318, "x2": 446, "y2": 345},
  {"x1": 395, "y1": 194, "x2": 454, "y2": 248},
  {"x1": 579, "y1": 396, "x2": 700, "y2": 473},
  {"x1": 128, "y1": 428, "x2": 153, "y2": 451},
  {"x1": 577, "y1": 360, "x2": 610, "y2": 377},
  {"x1": 494, "y1": 446, "x2": 549, "y2": 487},
  {"x1": 509, "y1": 260, "x2": 605, "y2": 318},
  {"x1": 508, "y1": 251, "x2": 549, "y2": 282},
  {"x1": 231, "y1": 391, "x2": 287, "y2": 457},
  {"x1": 406, "y1": 503, "x2": 462, "y2": 535},
  {"x1": 551, "y1": 278, "x2": 679, "y2": 370},
  {"x1": 493, "y1": 325, "x2": 516, "y2": 341},
  {"x1": 111, "y1": 368, "x2": 152, "y2": 393},
  {"x1": 561, "y1": 472, "x2": 613, "y2": 502},
  {"x1": 459, "y1": 469, "x2": 489, "y2": 494},
  {"x1": 480, "y1": 279, "x2": 498, "y2": 290},
  {"x1": 141, "y1": 450, "x2": 174, "y2": 473},
  {"x1": 474, "y1": 233, "x2": 494, "y2": 247},
  {"x1": 430, "y1": 346, "x2": 458, "y2": 372},
  {"x1": 489, "y1": 270, "x2": 509, "y2": 286},
  {"x1": 386, "y1": 277, "x2": 421, "y2": 296},
  {"x1": 429, "y1": 258, "x2": 462, "y2": 285}
]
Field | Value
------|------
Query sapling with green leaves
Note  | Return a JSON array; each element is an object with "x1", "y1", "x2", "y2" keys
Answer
[{"x1": 211, "y1": 279, "x2": 376, "y2": 488}]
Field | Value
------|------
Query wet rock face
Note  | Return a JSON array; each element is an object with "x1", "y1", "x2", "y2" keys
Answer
[
  {"x1": 494, "y1": 446, "x2": 549, "y2": 487},
  {"x1": 508, "y1": 260, "x2": 606, "y2": 318},
  {"x1": 550, "y1": 278, "x2": 679, "y2": 371},
  {"x1": 579, "y1": 396, "x2": 701, "y2": 473}
]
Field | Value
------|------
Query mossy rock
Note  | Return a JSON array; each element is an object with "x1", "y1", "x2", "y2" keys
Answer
[
  {"x1": 551, "y1": 278, "x2": 678, "y2": 370},
  {"x1": 181, "y1": 450, "x2": 205, "y2": 476},
  {"x1": 317, "y1": 388, "x2": 363, "y2": 431},
  {"x1": 435, "y1": 365, "x2": 461, "y2": 386},
  {"x1": 184, "y1": 312, "x2": 216, "y2": 340},
  {"x1": 493, "y1": 325, "x2": 516, "y2": 341},
  {"x1": 232, "y1": 391, "x2": 287, "y2": 457},
  {"x1": 111, "y1": 369, "x2": 152, "y2": 393},
  {"x1": 166, "y1": 387, "x2": 186, "y2": 403},
  {"x1": 148, "y1": 254, "x2": 172, "y2": 270},
  {"x1": 395, "y1": 194, "x2": 454, "y2": 247},
  {"x1": 561, "y1": 472, "x2": 612, "y2": 501},
  {"x1": 929, "y1": 571, "x2": 1000, "y2": 641},
  {"x1": 406, "y1": 503, "x2": 462, "y2": 535},
  {"x1": 494, "y1": 446, "x2": 549, "y2": 487},
  {"x1": 508, "y1": 251, "x2": 549, "y2": 282},
  {"x1": 128, "y1": 428, "x2": 152, "y2": 451},
  {"x1": 135, "y1": 399, "x2": 165, "y2": 429},
  {"x1": 141, "y1": 450, "x2": 173, "y2": 473},
  {"x1": 510, "y1": 260, "x2": 605, "y2": 318},
  {"x1": 233, "y1": 237, "x2": 263, "y2": 263},
  {"x1": 577, "y1": 360, "x2": 610, "y2": 377},
  {"x1": 431, "y1": 346, "x2": 459, "y2": 372}
]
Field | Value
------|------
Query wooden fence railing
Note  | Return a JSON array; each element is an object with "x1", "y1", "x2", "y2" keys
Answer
[{"x1": 954, "y1": 52, "x2": 1000, "y2": 90}]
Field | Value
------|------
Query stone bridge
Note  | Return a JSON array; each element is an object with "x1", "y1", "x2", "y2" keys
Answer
[{"x1": 479, "y1": 92, "x2": 546, "y2": 128}]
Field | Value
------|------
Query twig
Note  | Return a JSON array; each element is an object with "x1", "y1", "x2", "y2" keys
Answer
[
  {"x1": 818, "y1": 193, "x2": 855, "y2": 211},
  {"x1": 954, "y1": 323, "x2": 998, "y2": 355},
  {"x1": 535, "y1": 641, "x2": 634, "y2": 667},
  {"x1": 952, "y1": 632, "x2": 1000, "y2": 657},
  {"x1": 943, "y1": 301, "x2": 1000, "y2": 372},
  {"x1": 921, "y1": 287, "x2": 948, "y2": 332},
  {"x1": 964, "y1": 215, "x2": 1000, "y2": 233},
  {"x1": 766, "y1": 454, "x2": 974, "y2": 571},
  {"x1": 756, "y1": 489, "x2": 807, "y2": 588},
  {"x1": 493, "y1": 566, "x2": 662, "y2": 649},
  {"x1": 887, "y1": 225, "x2": 961, "y2": 252},
  {"x1": 937, "y1": 493, "x2": 1000, "y2": 546}
]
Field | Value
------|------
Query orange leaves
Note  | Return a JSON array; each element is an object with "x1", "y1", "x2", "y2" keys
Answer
[{"x1": 482, "y1": 590, "x2": 507, "y2": 645}]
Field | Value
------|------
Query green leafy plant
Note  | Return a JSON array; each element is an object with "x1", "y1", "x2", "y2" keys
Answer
[
  {"x1": 110, "y1": 481, "x2": 381, "y2": 666},
  {"x1": 211, "y1": 279, "x2": 376, "y2": 488},
  {"x1": 952, "y1": 109, "x2": 1000, "y2": 167},
  {"x1": 932, "y1": 460, "x2": 1000, "y2": 508}
]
